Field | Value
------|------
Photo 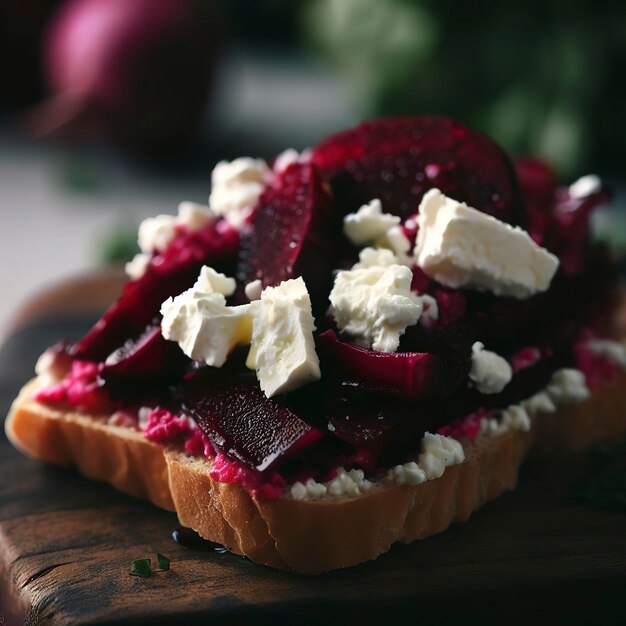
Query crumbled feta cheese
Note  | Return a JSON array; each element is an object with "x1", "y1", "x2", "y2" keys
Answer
[
  {"x1": 136, "y1": 202, "x2": 215, "y2": 256},
  {"x1": 193, "y1": 266, "x2": 236, "y2": 297},
  {"x1": 469, "y1": 342, "x2": 513, "y2": 394},
  {"x1": 138, "y1": 214, "x2": 177, "y2": 254},
  {"x1": 377, "y1": 224, "x2": 413, "y2": 265},
  {"x1": 125, "y1": 253, "x2": 152, "y2": 280},
  {"x1": 209, "y1": 157, "x2": 270, "y2": 228},
  {"x1": 417, "y1": 293, "x2": 439, "y2": 326},
  {"x1": 521, "y1": 391, "x2": 557, "y2": 415},
  {"x1": 329, "y1": 265, "x2": 423, "y2": 353},
  {"x1": 389, "y1": 461, "x2": 426, "y2": 486},
  {"x1": 546, "y1": 368, "x2": 590, "y2": 403},
  {"x1": 414, "y1": 188, "x2": 559, "y2": 298},
  {"x1": 138, "y1": 407, "x2": 153, "y2": 431},
  {"x1": 272, "y1": 148, "x2": 311, "y2": 173},
  {"x1": 343, "y1": 199, "x2": 401, "y2": 246},
  {"x1": 160, "y1": 270, "x2": 253, "y2": 367},
  {"x1": 585, "y1": 339, "x2": 626, "y2": 367},
  {"x1": 177, "y1": 201, "x2": 214, "y2": 231},
  {"x1": 352, "y1": 247, "x2": 398, "y2": 269},
  {"x1": 417, "y1": 433, "x2": 465, "y2": 480},
  {"x1": 569, "y1": 174, "x2": 601, "y2": 199},
  {"x1": 244, "y1": 279, "x2": 263, "y2": 302},
  {"x1": 481, "y1": 368, "x2": 591, "y2": 439},
  {"x1": 248, "y1": 277, "x2": 320, "y2": 398}
]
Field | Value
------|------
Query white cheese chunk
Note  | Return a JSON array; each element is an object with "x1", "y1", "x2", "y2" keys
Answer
[
  {"x1": 272, "y1": 148, "x2": 311, "y2": 173},
  {"x1": 160, "y1": 270, "x2": 253, "y2": 367},
  {"x1": 469, "y1": 341, "x2": 513, "y2": 394},
  {"x1": 377, "y1": 224, "x2": 413, "y2": 265},
  {"x1": 343, "y1": 199, "x2": 401, "y2": 246},
  {"x1": 414, "y1": 188, "x2": 559, "y2": 298},
  {"x1": 138, "y1": 214, "x2": 177, "y2": 254},
  {"x1": 417, "y1": 433, "x2": 465, "y2": 480},
  {"x1": 585, "y1": 339, "x2": 626, "y2": 367},
  {"x1": 209, "y1": 157, "x2": 270, "y2": 228},
  {"x1": 329, "y1": 264, "x2": 422, "y2": 353},
  {"x1": 569, "y1": 174, "x2": 601, "y2": 199},
  {"x1": 136, "y1": 202, "x2": 214, "y2": 257},
  {"x1": 352, "y1": 247, "x2": 398, "y2": 269},
  {"x1": 177, "y1": 201, "x2": 214, "y2": 231},
  {"x1": 244, "y1": 279, "x2": 263, "y2": 302},
  {"x1": 193, "y1": 265, "x2": 236, "y2": 297},
  {"x1": 546, "y1": 368, "x2": 590, "y2": 403},
  {"x1": 248, "y1": 277, "x2": 321, "y2": 398},
  {"x1": 125, "y1": 253, "x2": 151, "y2": 280}
]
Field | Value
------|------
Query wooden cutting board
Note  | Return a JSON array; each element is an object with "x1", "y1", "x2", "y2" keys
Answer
[{"x1": 1, "y1": 274, "x2": 625, "y2": 625}]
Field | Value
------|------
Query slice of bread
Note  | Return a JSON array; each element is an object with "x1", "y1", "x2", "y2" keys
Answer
[{"x1": 6, "y1": 368, "x2": 626, "y2": 574}]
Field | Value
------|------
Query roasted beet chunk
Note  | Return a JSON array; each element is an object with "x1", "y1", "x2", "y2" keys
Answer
[
  {"x1": 180, "y1": 370, "x2": 324, "y2": 472},
  {"x1": 317, "y1": 330, "x2": 470, "y2": 401},
  {"x1": 100, "y1": 325, "x2": 189, "y2": 393},
  {"x1": 238, "y1": 161, "x2": 336, "y2": 311},
  {"x1": 312, "y1": 115, "x2": 522, "y2": 223},
  {"x1": 71, "y1": 220, "x2": 239, "y2": 361}
]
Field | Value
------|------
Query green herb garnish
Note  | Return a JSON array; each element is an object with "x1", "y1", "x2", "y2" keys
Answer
[
  {"x1": 156, "y1": 553, "x2": 170, "y2": 571},
  {"x1": 130, "y1": 558, "x2": 152, "y2": 578}
]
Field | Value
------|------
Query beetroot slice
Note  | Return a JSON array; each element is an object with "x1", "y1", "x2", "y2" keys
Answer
[
  {"x1": 312, "y1": 115, "x2": 522, "y2": 224},
  {"x1": 514, "y1": 157, "x2": 558, "y2": 242},
  {"x1": 100, "y1": 325, "x2": 188, "y2": 390},
  {"x1": 238, "y1": 162, "x2": 335, "y2": 310},
  {"x1": 71, "y1": 220, "x2": 239, "y2": 362},
  {"x1": 179, "y1": 371, "x2": 324, "y2": 472},
  {"x1": 317, "y1": 330, "x2": 470, "y2": 401},
  {"x1": 543, "y1": 184, "x2": 611, "y2": 275}
]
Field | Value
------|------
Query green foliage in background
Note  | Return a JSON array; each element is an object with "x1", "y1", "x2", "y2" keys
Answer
[{"x1": 304, "y1": 0, "x2": 626, "y2": 176}]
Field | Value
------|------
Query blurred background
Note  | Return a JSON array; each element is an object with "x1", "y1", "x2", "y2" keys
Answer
[{"x1": 0, "y1": 0, "x2": 625, "y2": 333}]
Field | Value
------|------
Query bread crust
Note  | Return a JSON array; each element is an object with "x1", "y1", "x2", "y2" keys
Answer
[{"x1": 6, "y1": 371, "x2": 626, "y2": 574}]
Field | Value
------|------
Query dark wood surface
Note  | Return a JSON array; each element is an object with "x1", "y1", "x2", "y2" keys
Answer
[{"x1": 1, "y1": 275, "x2": 625, "y2": 625}]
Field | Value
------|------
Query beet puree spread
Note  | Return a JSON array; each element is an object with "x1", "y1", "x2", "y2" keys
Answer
[{"x1": 34, "y1": 116, "x2": 622, "y2": 500}]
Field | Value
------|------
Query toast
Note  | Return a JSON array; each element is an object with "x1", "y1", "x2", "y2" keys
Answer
[
  {"x1": 6, "y1": 367, "x2": 626, "y2": 574},
  {"x1": 5, "y1": 116, "x2": 626, "y2": 575}
]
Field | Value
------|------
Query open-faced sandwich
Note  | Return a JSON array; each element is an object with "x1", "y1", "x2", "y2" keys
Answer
[{"x1": 6, "y1": 116, "x2": 626, "y2": 574}]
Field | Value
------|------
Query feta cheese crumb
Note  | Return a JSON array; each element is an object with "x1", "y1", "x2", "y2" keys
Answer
[
  {"x1": 177, "y1": 201, "x2": 214, "y2": 231},
  {"x1": 389, "y1": 461, "x2": 426, "y2": 486},
  {"x1": 329, "y1": 264, "x2": 423, "y2": 352},
  {"x1": 521, "y1": 391, "x2": 557, "y2": 415},
  {"x1": 418, "y1": 432, "x2": 465, "y2": 480},
  {"x1": 469, "y1": 342, "x2": 513, "y2": 394},
  {"x1": 546, "y1": 368, "x2": 590, "y2": 403},
  {"x1": 193, "y1": 265, "x2": 236, "y2": 296},
  {"x1": 125, "y1": 253, "x2": 152, "y2": 280},
  {"x1": 244, "y1": 279, "x2": 263, "y2": 301},
  {"x1": 273, "y1": 148, "x2": 311, "y2": 173},
  {"x1": 481, "y1": 368, "x2": 591, "y2": 439},
  {"x1": 160, "y1": 269, "x2": 253, "y2": 367},
  {"x1": 377, "y1": 224, "x2": 413, "y2": 265},
  {"x1": 352, "y1": 246, "x2": 398, "y2": 269},
  {"x1": 138, "y1": 214, "x2": 177, "y2": 254},
  {"x1": 136, "y1": 202, "x2": 214, "y2": 257},
  {"x1": 569, "y1": 174, "x2": 601, "y2": 199},
  {"x1": 209, "y1": 157, "x2": 270, "y2": 228},
  {"x1": 414, "y1": 188, "x2": 559, "y2": 298},
  {"x1": 248, "y1": 277, "x2": 321, "y2": 398},
  {"x1": 416, "y1": 293, "x2": 439, "y2": 326},
  {"x1": 585, "y1": 339, "x2": 626, "y2": 367},
  {"x1": 343, "y1": 199, "x2": 401, "y2": 246}
]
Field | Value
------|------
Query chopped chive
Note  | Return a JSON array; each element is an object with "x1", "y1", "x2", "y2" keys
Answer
[
  {"x1": 130, "y1": 558, "x2": 152, "y2": 578},
  {"x1": 156, "y1": 553, "x2": 170, "y2": 571}
]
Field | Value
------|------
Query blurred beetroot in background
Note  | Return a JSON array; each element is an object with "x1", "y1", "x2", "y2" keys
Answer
[{"x1": 30, "y1": 0, "x2": 221, "y2": 152}]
